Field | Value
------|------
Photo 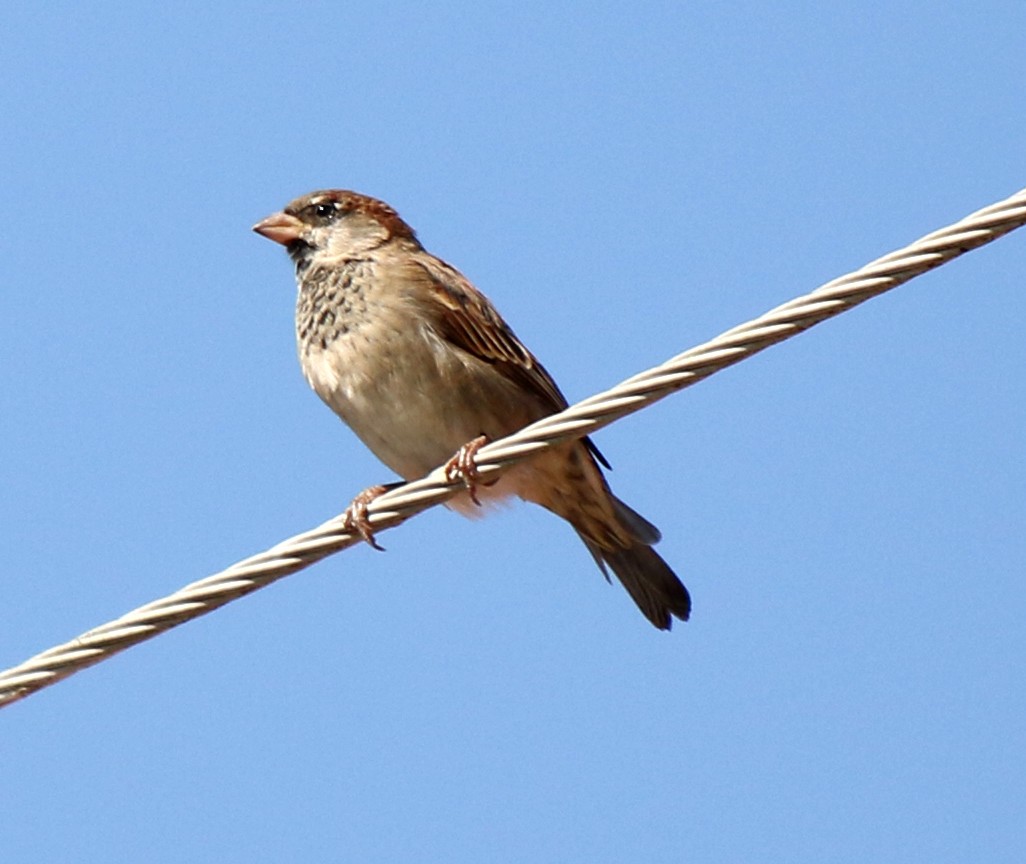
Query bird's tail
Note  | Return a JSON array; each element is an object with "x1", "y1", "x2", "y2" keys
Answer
[
  {"x1": 510, "y1": 442, "x2": 690, "y2": 629},
  {"x1": 577, "y1": 495, "x2": 691, "y2": 630}
]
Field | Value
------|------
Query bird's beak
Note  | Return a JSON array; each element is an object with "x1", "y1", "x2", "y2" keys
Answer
[{"x1": 253, "y1": 211, "x2": 305, "y2": 246}]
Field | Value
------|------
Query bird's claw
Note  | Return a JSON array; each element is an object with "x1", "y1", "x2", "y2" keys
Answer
[
  {"x1": 444, "y1": 435, "x2": 492, "y2": 506},
  {"x1": 342, "y1": 484, "x2": 390, "y2": 551}
]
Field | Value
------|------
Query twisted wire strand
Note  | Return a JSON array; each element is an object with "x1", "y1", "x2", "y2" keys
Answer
[{"x1": 2, "y1": 187, "x2": 1024, "y2": 709}]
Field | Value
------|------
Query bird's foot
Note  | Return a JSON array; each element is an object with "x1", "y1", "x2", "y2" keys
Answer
[
  {"x1": 342, "y1": 483, "x2": 400, "y2": 551},
  {"x1": 444, "y1": 435, "x2": 493, "y2": 506}
]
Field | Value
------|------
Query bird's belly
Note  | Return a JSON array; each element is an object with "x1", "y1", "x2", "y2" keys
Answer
[{"x1": 301, "y1": 323, "x2": 542, "y2": 481}]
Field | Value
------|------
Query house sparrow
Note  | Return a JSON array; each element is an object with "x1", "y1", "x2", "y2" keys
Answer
[{"x1": 253, "y1": 190, "x2": 691, "y2": 629}]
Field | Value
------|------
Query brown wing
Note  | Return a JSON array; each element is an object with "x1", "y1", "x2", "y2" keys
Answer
[{"x1": 406, "y1": 253, "x2": 611, "y2": 469}]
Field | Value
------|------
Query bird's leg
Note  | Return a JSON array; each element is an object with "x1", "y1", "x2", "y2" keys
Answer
[
  {"x1": 342, "y1": 481, "x2": 403, "y2": 551},
  {"x1": 443, "y1": 435, "x2": 493, "y2": 506}
]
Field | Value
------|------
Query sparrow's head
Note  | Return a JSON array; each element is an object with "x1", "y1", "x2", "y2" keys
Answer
[{"x1": 253, "y1": 190, "x2": 418, "y2": 269}]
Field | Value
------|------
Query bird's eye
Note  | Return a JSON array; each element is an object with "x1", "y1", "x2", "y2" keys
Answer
[{"x1": 313, "y1": 202, "x2": 339, "y2": 221}]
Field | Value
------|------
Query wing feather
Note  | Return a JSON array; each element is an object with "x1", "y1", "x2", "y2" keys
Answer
[{"x1": 405, "y1": 254, "x2": 611, "y2": 469}]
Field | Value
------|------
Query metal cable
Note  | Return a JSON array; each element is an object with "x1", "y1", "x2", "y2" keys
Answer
[{"x1": 2, "y1": 186, "x2": 1024, "y2": 709}]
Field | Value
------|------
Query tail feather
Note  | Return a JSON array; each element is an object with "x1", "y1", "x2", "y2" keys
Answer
[
  {"x1": 580, "y1": 532, "x2": 691, "y2": 630},
  {"x1": 514, "y1": 445, "x2": 689, "y2": 629},
  {"x1": 610, "y1": 495, "x2": 662, "y2": 545}
]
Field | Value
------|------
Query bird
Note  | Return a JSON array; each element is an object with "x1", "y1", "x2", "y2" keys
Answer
[{"x1": 253, "y1": 190, "x2": 690, "y2": 629}]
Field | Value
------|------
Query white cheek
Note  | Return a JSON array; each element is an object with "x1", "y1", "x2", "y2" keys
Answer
[{"x1": 324, "y1": 218, "x2": 387, "y2": 257}]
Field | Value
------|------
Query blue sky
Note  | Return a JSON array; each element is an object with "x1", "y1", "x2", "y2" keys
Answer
[{"x1": 2, "y1": 3, "x2": 1024, "y2": 862}]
